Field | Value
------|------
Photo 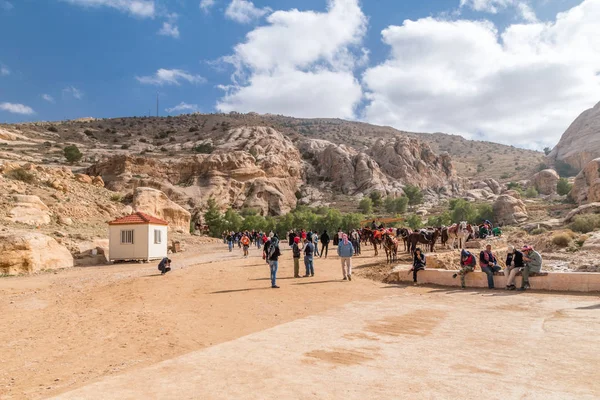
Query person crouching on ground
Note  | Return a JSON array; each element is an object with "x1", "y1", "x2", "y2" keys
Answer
[
  {"x1": 158, "y1": 257, "x2": 172, "y2": 275},
  {"x1": 453, "y1": 250, "x2": 476, "y2": 289},
  {"x1": 303, "y1": 238, "x2": 315, "y2": 277},
  {"x1": 292, "y1": 236, "x2": 302, "y2": 278},
  {"x1": 520, "y1": 245, "x2": 543, "y2": 291},
  {"x1": 266, "y1": 237, "x2": 281, "y2": 288},
  {"x1": 480, "y1": 244, "x2": 501, "y2": 289},
  {"x1": 338, "y1": 233, "x2": 354, "y2": 281},
  {"x1": 409, "y1": 247, "x2": 426, "y2": 285},
  {"x1": 505, "y1": 245, "x2": 524, "y2": 290}
]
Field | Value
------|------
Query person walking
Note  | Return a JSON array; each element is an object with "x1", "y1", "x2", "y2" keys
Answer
[
  {"x1": 320, "y1": 230, "x2": 330, "y2": 258},
  {"x1": 480, "y1": 244, "x2": 501, "y2": 289},
  {"x1": 505, "y1": 245, "x2": 524, "y2": 290},
  {"x1": 520, "y1": 245, "x2": 543, "y2": 291},
  {"x1": 338, "y1": 233, "x2": 354, "y2": 281},
  {"x1": 241, "y1": 234, "x2": 250, "y2": 257},
  {"x1": 453, "y1": 250, "x2": 476, "y2": 289},
  {"x1": 266, "y1": 236, "x2": 281, "y2": 288},
  {"x1": 312, "y1": 231, "x2": 320, "y2": 257},
  {"x1": 157, "y1": 257, "x2": 172, "y2": 275},
  {"x1": 226, "y1": 231, "x2": 234, "y2": 252},
  {"x1": 303, "y1": 239, "x2": 315, "y2": 277},
  {"x1": 292, "y1": 236, "x2": 302, "y2": 278},
  {"x1": 409, "y1": 248, "x2": 426, "y2": 285},
  {"x1": 351, "y1": 229, "x2": 361, "y2": 255}
]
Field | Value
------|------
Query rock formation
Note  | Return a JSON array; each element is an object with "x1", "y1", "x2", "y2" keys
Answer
[
  {"x1": 0, "y1": 231, "x2": 74, "y2": 275},
  {"x1": 531, "y1": 169, "x2": 559, "y2": 195},
  {"x1": 493, "y1": 195, "x2": 528, "y2": 225},
  {"x1": 8, "y1": 195, "x2": 51, "y2": 226},
  {"x1": 549, "y1": 101, "x2": 600, "y2": 171},
  {"x1": 564, "y1": 202, "x2": 600, "y2": 223},
  {"x1": 132, "y1": 187, "x2": 191, "y2": 233},
  {"x1": 570, "y1": 158, "x2": 600, "y2": 205}
]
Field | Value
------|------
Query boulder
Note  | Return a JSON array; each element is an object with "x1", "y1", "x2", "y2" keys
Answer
[
  {"x1": 416, "y1": 208, "x2": 428, "y2": 216},
  {"x1": 570, "y1": 158, "x2": 600, "y2": 205},
  {"x1": 493, "y1": 195, "x2": 528, "y2": 225},
  {"x1": 581, "y1": 232, "x2": 600, "y2": 252},
  {"x1": 8, "y1": 195, "x2": 51, "y2": 226},
  {"x1": 503, "y1": 189, "x2": 521, "y2": 199},
  {"x1": 92, "y1": 176, "x2": 105, "y2": 187},
  {"x1": 75, "y1": 173, "x2": 93, "y2": 184},
  {"x1": 564, "y1": 202, "x2": 600, "y2": 223},
  {"x1": 549, "y1": 101, "x2": 600, "y2": 171},
  {"x1": 58, "y1": 216, "x2": 73, "y2": 226},
  {"x1": 0, "y1": 231, "x2": 74, "y2": 275},
  {"x1": 531, "y1": 169, "x2": 560, "y2": 195},
  {"x1": 132, "y1": 187, "x2": 191, "y2": 233},
  {"x1": 465, "y1": 240, "x2": 482, "y2": 249}
]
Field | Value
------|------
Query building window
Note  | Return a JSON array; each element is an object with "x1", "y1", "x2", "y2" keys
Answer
[
  {"x1": 154, "y1": 229, "x2": 162, "y2": 244},
  {"x1": 121, "y1": 230, "x2": 134, "y2": 244}
]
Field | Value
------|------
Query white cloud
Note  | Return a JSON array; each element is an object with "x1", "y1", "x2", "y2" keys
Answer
[
  {"x1": 62, "y1": 0, "x2": 155, "y2": 18},
  {"x1": 136, "y1": 68, "x2": 206, "y2": 85},
  {"x1": 42, "y1": 94, "x2": 55, "y2": 103},
  {"x1": 517, "y1": 2, "x2": 538, "y2": 23},
  {"x1": 0, "y1": 102, "x2": 35, "y2": 115},
  {"x1": 200, "y1": 0, "x2": 215, "y2": 13},
  {"x1": 225, "y1": 0, "x2": 271, "y2": 24},
  {"x1": 165, "y1": 102, "x2": 199, "y2": 114},
  {"x1": 158, "y1": 22, "x2": 179, "y2": 38},
  {"x1": 0, "y1": 64, "x2": 9, "y2": 76},
  {"x1": 63, "y1": 86, "x2": 83, "y2": 99},
  {"x1": 1, "y1": 1, "x2": 13, "y2": 11},
  {"x1": 217, "y1": 0, "x2": 367, "y2": 119},
  {"x1": 362, "y1": 0, "x2": 600, "y2": 149},
  {"x1": 460, "y1": 0, "x2": 538, "y2": 23}
]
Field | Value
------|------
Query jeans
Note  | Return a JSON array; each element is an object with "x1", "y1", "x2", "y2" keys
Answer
[
  {"x1": 481, "y1": 265, "x2": 502, "y2": 288},
  {"x1": 320, "y1": 243, "x2": 329, "y2": 258},
  {"x1": 413, "y1": 266, "x2": 425, "y2": 283},
  {"x1": 341, "y1": 257, "x2": 352, "y2": 277},
  {"x1": 304, "y1": 257, "x2": 314, "y2": 276},
  {"x1": 269, "y1": 260, "x2": 278, "y2": 287},
  {"x1": 159, "y1": 266, "x2": 171, "y2": 274},
  {"x1": 228, "y1": 241, "x2": 233, "y2": 252},
  {"x1": 314, "y1": 244, "x2": 320, "y2": 257}
]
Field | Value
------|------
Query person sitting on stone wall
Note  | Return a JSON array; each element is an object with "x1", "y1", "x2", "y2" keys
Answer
[
  {"x1": 453, "y1": 250, "x2": 476, "y2": 289},
  {"x1": 520, "y1": 245, "x2": 543, "y2": 291}
]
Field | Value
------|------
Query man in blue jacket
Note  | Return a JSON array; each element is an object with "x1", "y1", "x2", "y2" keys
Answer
[{"x1": 338, "y1": 233, "x2": 354, "y2": 281}]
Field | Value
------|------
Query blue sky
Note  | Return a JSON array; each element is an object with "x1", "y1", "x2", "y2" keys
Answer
[{"x1": 0, "y1": 0, "x2": 597, "y2": 149}]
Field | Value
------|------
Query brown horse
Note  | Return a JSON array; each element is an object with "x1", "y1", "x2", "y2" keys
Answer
[
  {"x1": 382, "y1": 233, "x2": 398, "y2": 263},
  {"x1": 407, "y1": 229, "x2": 440, "y2": 253},
  {"x1": 396, "y1": 228, "x2": 411, "y2": 252},
  {"x1": 362, "y1": 228, "x2": 382, "y2": 256}
]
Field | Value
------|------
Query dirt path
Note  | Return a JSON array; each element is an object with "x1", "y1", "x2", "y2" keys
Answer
[{"x1": 0, "y1": 243, "x2": 390, "y2": 399}]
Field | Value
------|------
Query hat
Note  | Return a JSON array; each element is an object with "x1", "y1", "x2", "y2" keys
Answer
[
  {"x1": 294, "y1": 237, "x2": 300, "y2": 244},
  {"x1": 522, "y1": 245, "x2": 533, "y2": 251},
  {"x1": 461, "y1": 249, "x2": 470, "y2": 258}
]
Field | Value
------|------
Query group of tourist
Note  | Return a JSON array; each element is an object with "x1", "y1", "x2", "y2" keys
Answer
[{"x1": 407, "y1": 242, "x2": 542, "y2": 291}]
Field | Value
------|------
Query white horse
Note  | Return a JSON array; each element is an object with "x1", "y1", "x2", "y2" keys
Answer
[{"x1": 447, "y1": 221, "x2": 469, "y2": 249}]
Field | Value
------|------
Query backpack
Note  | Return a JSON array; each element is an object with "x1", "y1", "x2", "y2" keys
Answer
[{"x1": 268, "y1": 240, "x2": 278, "y2": 259}]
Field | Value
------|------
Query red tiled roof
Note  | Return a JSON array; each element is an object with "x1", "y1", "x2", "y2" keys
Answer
[{"x1": 108, "y1": 211, "x2": 168, "y2": 226}]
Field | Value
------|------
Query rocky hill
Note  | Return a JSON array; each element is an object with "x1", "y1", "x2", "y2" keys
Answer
[{"x1": 549, "y1": 101, "x2": 600, "y2": 172}]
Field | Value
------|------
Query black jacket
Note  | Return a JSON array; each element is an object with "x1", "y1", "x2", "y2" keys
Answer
[{"x1": 320, "y1": 232, "x2": 330, "y2": 244}]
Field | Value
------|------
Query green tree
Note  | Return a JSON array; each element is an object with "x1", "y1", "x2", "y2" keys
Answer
[
  {"x1": 384, "y1": 196, "x2": 396, "y2": 213},
  {"x1": 525, "y1": 187, "x2": 539, "y2": 198},
  {"x1": 427, "y1": 211, "x2": 452, "y2": 227},
  {"x1": 476, "y1": 203, "x2": 495, "y2": 223},
  {"x1": 543, "y1": 147, "x2": 552, "y2": 156},
  {"x1": 204, "y1": 198, "x2": 224, "y2": 237},
  {"x1": 557, "y1": 178, "x2": 573, "y2": 196},
  {"x1": 63, "y1": 145, "x2": 83, "y2": 163},
  {"x1": 358, "y1": 197, "x2": 373, "y2": 214},
  {"x1": 341, "y1": 213, "x2": 364, "y2": 232},
  {"x1": 394, "y1": 196, "x2": 409, "y2": 214},
  {"x1": 403, "y1": 185, "x2": 424, "y2": 206},
  {"x1": 369, "y1": 191, "x2": 383, "y2": 207},
  {"x1": 405, "y1": 214, "x2": 423, "y2": 230},
  {"x1": 222, "y1": 208, "x2": 243, "y2": 232},
  {"x1": 451, "y1": 199, "x2": 477, "y2": 223},
  {"x1": 319, "y1": 208, "x2": 343, "y2": 234},
  {"x1": 241, "y1": 214, "x2": 267, "y2": 232},
  {"x1": 555, "y1": 160, "x2": 578, "y2": 178}
]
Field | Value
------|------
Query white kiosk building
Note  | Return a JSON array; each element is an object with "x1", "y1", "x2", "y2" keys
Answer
[{"x1": 108, "y1": 212, "x2": 168, "y2": 262}]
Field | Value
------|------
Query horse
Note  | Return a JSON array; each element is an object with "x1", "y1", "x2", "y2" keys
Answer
[
  {"x1": 382, "y1": 233, "x2": 398, "y2": 263},
  {"x1": 396, "y1": 228, "x2": 411, "y2": 252},
  {"x1": 407, "y1": 229, "x2": 439, "y2": 253},
  {"x1": 362, "y1": 228, "x2": 382, "y2": 256},
  {"x1": 440, "y1": 226, "x2": 449, "y2": 249},
  {"x1": 447, "y1": 221, "x2": 469, "y2": 249}
]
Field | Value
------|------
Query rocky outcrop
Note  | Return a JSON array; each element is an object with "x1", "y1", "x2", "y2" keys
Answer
[
  {"x1": 132, "y1": 187, "x2": 191, "y2": 233},
  {"x1": 564, "y1": 202, "x2": 600, "y2": 223},
  {"x1": 0, "y1": 231, "x2": 74, "y2": 275},
  {"x1": 531, "y1": 169, "x2": 559, "y2": 195},
  {"x1": 472, "y1": 178, "x2": 501, "y2": 195},
  {"x1": 8, "y1": 195, "x2": 51, "y2": 226},
  {"x1": 570, "y1": 158, "x2": 600, "y2": 205},
  {"x1": 493, "y1": 195, "x2": 528, "y2": 225},
  {"x1": 549, "y1": 101, "x2": 600, "y2": 171}
]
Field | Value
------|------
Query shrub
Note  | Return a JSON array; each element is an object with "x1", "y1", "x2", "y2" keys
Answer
[
  {"x1": 140, "y1": 138, "x2": 147, "y2": 143},
  {"x1": 552, "y1": 234, "x2": 571, "y2": 247},
  {"x1": 569, "y1": 215, "x2": 600, "y2": 233},
  {"x1": 110, "y1": 194, "x2": 122, "y2": 202},
  {"x1": 525, "y1": 187, "x2": 538, "y2": 198},
  {"x1": 6, "y1": 168, "x2": 35, "y2": 183},
  {"x1": 63, "y1": 145, "x2": 83, "y2": 163},
  {"x1": 557, "y1": 178, "x2": 572, "y2": 196},
  {"x1": 47, "y1": 125, "x2": 58, "y2": 133},
  {"x1": 358, "y1": 197, "x2": 373, "y2": 214},
  {"x1": 531, "y1": 227, "x2": 547, "y2": 235},
  {"x1": 193, "y1": 143, "x2": 214, "y2": 154},
  {"x1": 369, "y1": 191, "x2": 382, "y2": 207},
  {"x1": 403, "y1": 185, "x2": 424, "y2": 206},
  {"x1": 84, "y1": 129, "x2": 94, "y2": 136},
  {"x1": 535, "y1": 163, "x2": 549, "y2": 172},
  {"x1": 121, "y1": 144, "x2": 130, "y2": 150},
  {"x1": 555, "y1": 160, "x2": 579, "y2": 178},
  {"x1": 405, "y1": 214, "x2": 423, "y2": 230},
  {"x1": 189, "y1": 126, "x2": 199, "y2": 132}
]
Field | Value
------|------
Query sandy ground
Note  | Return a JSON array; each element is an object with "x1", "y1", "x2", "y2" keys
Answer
[{"x1": 1, "y1": 243, "x2": 599, "y2": 399}]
